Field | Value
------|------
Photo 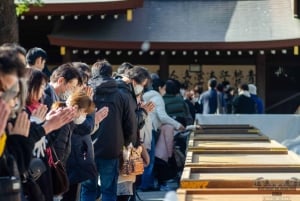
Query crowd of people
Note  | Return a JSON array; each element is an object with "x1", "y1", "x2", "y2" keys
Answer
[
  {"x1": 183, "y1": 78, "x2": 265, "y2": 116},
  {"x1": 0, "y1": 43, "x2": 265, "y2": 201}
]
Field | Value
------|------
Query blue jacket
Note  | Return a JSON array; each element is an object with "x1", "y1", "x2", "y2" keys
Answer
[
  {"x1": 199, "y1": 89, "x2": 218, "y2": 114},
  {"x1": 250, "y1": 94, "x2": 264, "y2": 114}
]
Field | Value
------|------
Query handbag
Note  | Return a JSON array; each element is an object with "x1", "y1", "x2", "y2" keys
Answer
[
  {"x1": 173, "y1": 146, "x2": 185, "y2": 169},
  {"x1": 47, "y1": 147, "x2": 69, "y2": 196},
  {"x1": 28, "y1": 157, "x2": 47, "y2": 181},
  {"x1": 120, "y1": 143, "x2": 144, "y2": 176}
]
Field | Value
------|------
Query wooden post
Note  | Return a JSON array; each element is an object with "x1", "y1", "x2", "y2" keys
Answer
[
  {"x1": 256, "y1": 54, "x2": 266, "y2": 109},
  {"x1": 62, "y1": 47, "x2": 72, "y2": 63},
  {"x1": 159, "y1": 53, "x2": 169, "y2": 80}
]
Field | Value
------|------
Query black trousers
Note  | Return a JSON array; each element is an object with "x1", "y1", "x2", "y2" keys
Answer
[{"x1": 61, "y1": 183, "x2": 79, "y2": 201}]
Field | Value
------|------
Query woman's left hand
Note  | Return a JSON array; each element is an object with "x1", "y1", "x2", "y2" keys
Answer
[
  {"x1": 95, "y1": 107, "x2": 109, "y2": 124},
  {"x1": 140, "y1": 101, "x2": 155, "y2": 113},
  {"x1": 31, "y1": 104, "x2": 48, "y2": 123},
  {"x1": 8, "y1": 111, "x2": 30, "y2": 137}
]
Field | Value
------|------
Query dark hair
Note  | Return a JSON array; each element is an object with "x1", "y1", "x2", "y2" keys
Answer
[
  {"x1": 72, "y1": 62, "x2": 90, "y2": 74},
  {"x1": 91, "y1": 60, "x2": 112, "y2": 78},
  {"x1": 117, "y1": 62, "x2": 134, "y2": 74},
  {"x1": 1, "y1": 43, "x2": 26, "y2": 56},
  {"x1": 72, "y1": 62, "x2": 91, "y2": 84},
  {"x1": 239, "y1": 83, "x2": 249, "y2": 91},
  {"x1": 165, "y1": 79, "x2": 179, "y2": 95},
  {"x1": 0, "y1": 46, "x2": 26, "y2": 77},
  {"x1": 152, "y1": 78, "x2": 165, "y2": 92},
  {"x1": 208, "y1": 78, "x2": 217, "y2": 88},
  {"x1": 26, "y1": 47, "x2": 47, "y2": 65},
  {"x1": 50, "y1": 63, "x2": 82, "y2": 85},
  {"x1": 26, "y1": 69, "x2": 48, "y2": 105},
  {"x1": 126, "y1": 66, "x2": 150, "y2": 85},
  {"x1": 216, "y1": 83, "x2": 224, "y2": 92}
]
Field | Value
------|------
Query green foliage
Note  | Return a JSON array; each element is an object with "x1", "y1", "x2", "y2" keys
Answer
[{"x1": 16, "y1": 0, "x2": 43, "y2": 16}]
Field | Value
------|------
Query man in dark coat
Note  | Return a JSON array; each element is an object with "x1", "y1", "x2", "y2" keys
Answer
[
  {"x1": 80, "y1": 61, "x2": 137, "y2": 201},
  {"x1": 232, "y1": 83, "x2": 256, "y2": 114}
]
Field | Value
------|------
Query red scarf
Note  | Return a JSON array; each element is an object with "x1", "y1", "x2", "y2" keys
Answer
[{"x1": 27, "y1": 101, "x2": 42, "y2": 113}]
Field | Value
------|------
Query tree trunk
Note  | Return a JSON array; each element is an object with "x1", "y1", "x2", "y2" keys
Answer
[{"x1": 0, "y1": 0, "x2": 19, "y2": 44}]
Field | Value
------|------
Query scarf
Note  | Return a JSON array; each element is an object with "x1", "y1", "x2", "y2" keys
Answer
[
  {"x1": 27, "y1": 101, "x2": 42, "y2": 113},
  {"x1": 238, "y1": 90, "x2": 251, "y2": 98}
]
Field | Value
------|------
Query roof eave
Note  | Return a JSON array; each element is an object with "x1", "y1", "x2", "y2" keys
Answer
[
  {"x1": 48, "y1": 35, "x2": 300, "y2": 50},
  {"x1": 25, "y1": 0, "x2": 143, "y2": 15}
]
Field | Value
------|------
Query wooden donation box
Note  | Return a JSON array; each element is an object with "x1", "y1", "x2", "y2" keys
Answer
[{"x1": 177, "y1": 124, "x2": 300, "y2": 201}]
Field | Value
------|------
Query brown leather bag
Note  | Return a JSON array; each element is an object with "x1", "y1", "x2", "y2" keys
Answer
[
  {"x1": 120, "y1": 144, "x2": 144, "y2": 176},
  {"x1": 47, "y1": 147, "x2": 69, "y2": 196}
]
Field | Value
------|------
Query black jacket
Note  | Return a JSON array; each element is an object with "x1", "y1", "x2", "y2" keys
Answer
[
  {"x1": 232, "y1": 94, "x2": 256, "y2": 114},
  {"x1": 117, "y1": 80, "x2": 147, "y2": 138},
  {"x1": 66, "y1": 114, "x2": 98, "y2": 184},
  {"x1": 42, "y1": 84, "x2": 74, "y2": 165},
  {"x1": 92, "y1": 77, "x2": 137, "y2": 159},
  {"x1": 49, "y1": 123, "x2": 75, "y2": 166},
  {"x1": 0, "y1": 135, "x2": 32, "y2": 177}
]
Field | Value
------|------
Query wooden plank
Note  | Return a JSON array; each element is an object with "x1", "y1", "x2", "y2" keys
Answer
[
  {"x1": 187, "y1": 149, "x2": 287, "y2": 154},
  {"x1": 197, "y1": 124, "x2": 255, "y2": 129},
  {"x1": 183, "y1": 166, "x2": 300, "y2": 173},
  {"x1": 190, "y1": 133, "x2": 270, "y2": 141},
  {"x1": 188, "y1": 140, "x2": 288, "y2": 154},
  {"x1": 180, "y1": 167, "x2": 300, "y2": 188},
  {"x1": 195, "y1": 128, "x2": 260, "y2": 134},
  {"x1": 194, "y1": 124, "x2": 260, "y2": 134},
  {"x1": 188, "y1": 140, "x2": 286, "y2": 150},
  {"x1": 185, "y1": 151, "x2": 300, "y2": 167},
  {"x1": 177, "y1": 188, "x2": 300, "y2": 195},
  {"x1": 177, "y1": 189, "x2": 300, "y2": 201}
]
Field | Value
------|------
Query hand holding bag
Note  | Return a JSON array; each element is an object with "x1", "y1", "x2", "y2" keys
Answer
[
  {"x1": 47, "y1": 147, "x2": 69, "y2": 196},
  {"x1": 120, "y1": 143, "x2": 144, "y2": 176}
]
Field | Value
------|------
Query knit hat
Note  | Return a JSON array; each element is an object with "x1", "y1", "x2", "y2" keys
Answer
[{"x1": 248, "y1": 84, "x2": 257, "y2": 95}]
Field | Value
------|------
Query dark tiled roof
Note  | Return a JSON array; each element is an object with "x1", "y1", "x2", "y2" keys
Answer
[{"x1": 49, "y1": 0, "x2": 300, "y2": 48}]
